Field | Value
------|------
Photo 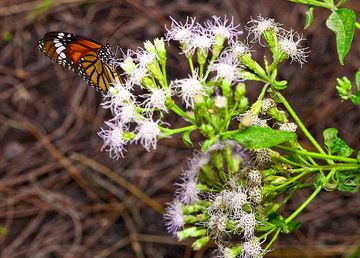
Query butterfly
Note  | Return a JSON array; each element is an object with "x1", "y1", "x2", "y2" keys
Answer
[{"x1": 38, "y1": 32, "x2": 119, "y2": 93}]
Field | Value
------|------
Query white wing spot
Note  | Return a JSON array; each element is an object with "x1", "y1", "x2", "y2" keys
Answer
[{"x1": 56, "y1": 46, "x2": 66, "y2": 54}]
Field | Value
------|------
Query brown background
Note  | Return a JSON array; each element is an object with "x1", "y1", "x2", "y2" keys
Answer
[{"x1": 0, "y1": 0, "x2": 359, "y2": 257}]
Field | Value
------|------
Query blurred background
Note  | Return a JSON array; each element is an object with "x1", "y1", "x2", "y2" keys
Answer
[{"x1": 0, "y1": 0, "x2": 359, "y2": 257}]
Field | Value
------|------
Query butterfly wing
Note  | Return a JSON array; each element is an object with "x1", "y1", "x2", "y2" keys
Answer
[{"x1": 38, "y1": 32, "x2": 119, "y2": 92}]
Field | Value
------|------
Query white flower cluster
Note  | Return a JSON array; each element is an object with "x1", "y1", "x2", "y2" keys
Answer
[
  {"x1": 164, "y1": 140, "x2": 269, "y2": 258},
  {"x1": 247, "y1": 15, "x2": 309, "y2": 65}
]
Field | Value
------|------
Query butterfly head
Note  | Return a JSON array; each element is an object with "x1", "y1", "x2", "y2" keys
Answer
[{"x1": 98, "y1": 44, "x2": 113, "y2": 63}]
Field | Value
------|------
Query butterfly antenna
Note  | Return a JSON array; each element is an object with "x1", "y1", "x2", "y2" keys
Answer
[{"x1": 106, "y1": 20, "x2": 130, "y2": 43}]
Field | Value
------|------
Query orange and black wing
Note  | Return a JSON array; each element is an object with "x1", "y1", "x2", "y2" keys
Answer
[{"x1": 38, "y1": 32, "x2": 119, "y2": 92}]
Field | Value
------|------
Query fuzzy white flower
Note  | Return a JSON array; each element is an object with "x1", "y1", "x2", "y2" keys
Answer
[
  {"x1": 214, "y1": 95, "x2": 227, "y2": 109},
  {"x1": 211, "y1": 52, "x2": 241, "y2": 82},
  {"x1": 261, "y1": 98, "x2": 276, "y2": 114},
  {"x1": 241, "y1": 238, "x2": 264, "y2": 258},
  {"x1": 166, "y1": 16, "x2": 197, "y2": 44},
  {"x1": 225, "y1": 41, "x2": 252, "y2": 60},
  {"x1": 238, "y1": 111, "x2": 267, "y2": 127},
  {"x1": 135, "y1": 48, "x2": 157, "y2": 68},
  {"x1": 101, "y1": 82, "x2": 134, "y2": 113},
  {"x1": 223, "y1": 187, "x2": 249, "y2": 212},
  {"x1": 184, "y1": 152, "x2": 210, "y2": 179},
  {"x1": 247, "y1": 16, "x2": 281, "y2": 43},
  {"x1": 248, "y1": 187, "x2": 262, "y2": 204},
  {"x1": 112, "y1": 104, "x2": 137, "y2": 124},
  {"x1": 164, "y1": 200, "x2": 184, "y2": 236},
  {"x1": 98, "y1": 121, "x2": 127, "y2": 159},
  {"x1": 278, "y1": 30, "x2": 309, "y2": 65},
  {"x1": 214, "y1": 245, "x2": 239, "y2": 258},
  {"x1": 175, "y1": 176, "x2": 199, "y2": 204},
  {"x1": 279, "y1": 122, "x2": 297, "y2": 132},
  {"x1": 142, "y1": 87, "x2": 171, "y2": 112},
  {"x1": 253, "y1": 148, "x2": 272, "y2": 167},
  {"x1": 171, "y1": 74, "x2": 206, "y2": 108},
  {"x1": 205, "y1": 16, "x2": 242, "y2": 43},
  {"x1": 247, "y1": 169, "x2": 262, "y2": 186},
  {"x1": 134, "y1": 119, "x2": 161, "y2": 151},
  {"x1": 127, "y1": 66, "x2": 148, "y2": 86},
  {"x1": 187, "y1": 27, "x2": 214, "y2": 54},
  {"x1": 234, "y1": 212, "x2": 257, "y2": 239},
  {"x1": 207, "y1": 213, "x2": 228, "y2": 240}
]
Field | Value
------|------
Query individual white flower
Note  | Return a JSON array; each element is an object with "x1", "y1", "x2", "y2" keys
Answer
[
  {"x1": 223, "y1": 187, "x2": 249, "y2": 212},
  {"x1": 246, "y1": 16, "x2": 281, "y2": 43},
  {"x1": 214, "y1": 245, "x2": 239, "y2": 258},
  {"x1": 112, "y1": 104, "x2": 138, "y2": 124},
  {"x1": 207, "y1": 212, "x2": 228, "y2": 240},
  {"x1": 252, "y1": 148, "x2": 272, "y2": 167},
  {"x1": 101, "y1": 82, "x2": 134, "y2": 113},
  {"x1": 171, "y1": 73, "x2": 206, "y2": 108},
  {"x1": 134, "y1": 119, "x2": 161, "y2": 151},
  {"x1": 214, "y1": 95, "x2": 227, "y2": 109},
  {"x1": 248, "y1": 186, "x2": 262, "y2": 204},
  {"x1": 142, "y1": 87, "x2": 171, "y2": 112},
  {"x1": 247, "y1": 169, "x2": 262, "y2": 186},
  {"x1": 205, "y1": 15, "x2": 242, "y2": 43},
  {"x1": 119, "y1": 55, "x2": 136, "y2": 74},
  {"x1": 165, "y1": 16, "x2": 197, "y2": 44},
  {"x1": 228, "y1": 41, "x2": 252, "y2": 59},
  {"x1": 278, "y1": 30, "x2": 309, "y2": 65},
  {"x1": 279, "y1": 122, "x2": 297, "y2": 132},
  {"x1": 164, "y1": 200, "x2": 185, "y2": 236},
  {"x1": 127, "y1": 66, "x2": 148, "y2": 86},
  {"x1": 261, "y1": 98, "x2": 276, "y2": 114},
  {"x1": 211, "y1": 52, "x2": 241, "y2": 83},
  {"x1": 184, "y1": 151, "x2": 210, "y2": 179},
  {"x1": 187, "y1": 26, "x2": 214, "y2": 54},
  {"x1": 238, "y1": 111, "x2": 267, "y2": 127},
  {"x1": 135, "y1": 48, "x2": 157, "y2": 68},
  {"x1": 98, "y1": 121, "x2": 127, "y2": 159},
  {"x1": 208, "y1": 193, "x2": 226, "y2": 214},
  {"x1": 175, "y1": 176, "x2": 199, "y2": 204},
  {"x1": 241, "y1": 238, "x2": 264, "y2": 258},
  {"x1": 234, "y1": 211, "x2": 257, "y2": 239}
]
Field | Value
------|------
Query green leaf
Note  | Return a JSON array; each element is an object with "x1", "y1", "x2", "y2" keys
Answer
[
  {"x1": 326, "y1": 8, "x2": 356, "y2": 65},
  {"x1": 335, "y1": 170, "x2": 360, "y2": 193},
  {"x1": 323, "y1": 128, "x2": 353, "y2": 157},
  {"x1": 350, "y1": 91, "x2": 360, "y2": 105},
  {"x1": 355, "y1": 69, "x2": 360, "y2": 90},
  {"x1": 304, "y1": 6, "x2": 314, "y2": 29},
  {"x1": 228, "y1": 126, "x2": 297, "y2": 149},
  {"x1": 182, "y1": 130, "x2": 193, "y2": 146}
]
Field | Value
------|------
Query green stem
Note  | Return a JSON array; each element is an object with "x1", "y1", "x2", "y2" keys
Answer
[
  {"x1": 187, "y1": 57, "x2": 195, "y2": 76},
  {"x1": 285, "y1": 166, "x2": 338, "y2": 223},
  {"x1": 262, "y1": 228, "x2": 281, "y2": 254},
  {"x1": 276, "y1": 145, "x2": 358, "y2": 163},
  {"x1": 273, "y1": 170, "x2": 310, "y2": 191},
  {"x1": 288, "y1": 0, "x2": 335, "y2": 10},
  {"x1": 203, "y1": 55, "x2": 218, "y2": 81},
  {"x1": 275, "y1": 92, "x2": 331, "y2": 162},
  {"x1": 290, "y1": 163, "x2": 360, "y2": 172},
  {"x1": 161, "y1": 63, "x2": 168, "y2": 88},
  {"x1": 169, "y1": 102, "x2": 195, "y2": 123},
  {"x1": 160, "y1": 125, "x2": 197, "y2": 137}
]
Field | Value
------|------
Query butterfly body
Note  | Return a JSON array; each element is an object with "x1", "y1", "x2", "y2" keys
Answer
[{"x1": 38, "y1": 32, "x2": 119, "y2": 92}]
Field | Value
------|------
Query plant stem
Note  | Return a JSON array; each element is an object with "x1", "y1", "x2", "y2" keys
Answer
[
  {"x1": 275, "y1": 92, "x2": 331, "y2": 163},
  {"x1": 203, "y1": 54, "x2": 218, "y2": 81},
  {"x1": 276, "y1": 145, "x2": 358, "y2": 163},
  {"x1": 160, "y1": 124, "x2": 197, "y2": 137},
  {"x1": 161, "y1": 63, "x2": 169, "y2": 88},
  {"x1": 187, "y1": 56, "x2": 195, "y2": 76},
  {"x1": 262, "y1": 228, "x2": 281, "y2": 254},
  {"x1": 169, "y1": 102, "x2": 196, "y2": 123},
  {"x1": 356, "y1": 22, "x2": 360, "y2": 30},
  {"x1": 290, "y1": 163, "x2": 360, "y2": 172}
]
